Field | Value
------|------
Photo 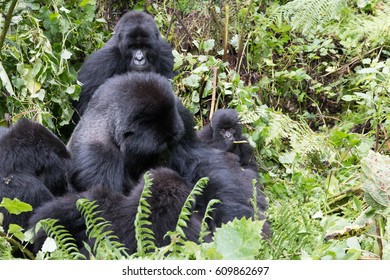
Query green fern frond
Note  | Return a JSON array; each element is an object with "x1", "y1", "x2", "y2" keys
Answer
[
  {"x1": 276, "y1": 0, "x2": 347, "y2": 34},
  {"x1": 198, "y1": 198, "x2": 220, "y2": 243},
  {"x1": 164, "y1": 177, "x2": 209, "y2": 256},
  {"x1": 37, "y1": 218, "x2": 83, "y2": 259},
  {"x1": 134, "y1": 171, "x2": 156, "y2": 256},
  {"x1": 175, "y1": 177, "x2": 209, "y2": 239},
  {"x1": 266, "y1": 111, "x2": 336, "y2": 169},
  {"x1": 76, "y1": 198, "x2": 129, "y2": 259}
]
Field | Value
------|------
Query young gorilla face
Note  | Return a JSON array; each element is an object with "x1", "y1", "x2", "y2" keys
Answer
[
  {"x1": 68, "y1": 72, "x2": 184, "y2": 194},
  {"x1": 211, "y1": 109, "x2": 242, "y2": 146}
]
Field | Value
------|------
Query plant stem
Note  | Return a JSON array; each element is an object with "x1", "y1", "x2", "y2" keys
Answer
[
  {"x1": 0, "y1": 0, "x2": 19, "y2": 54},
  {"x1": 235, "y1": 0, "x2": 254, "y2": 73},
  {"x1": 222, "y1": 5, "x2": 229, "y2": 62}
]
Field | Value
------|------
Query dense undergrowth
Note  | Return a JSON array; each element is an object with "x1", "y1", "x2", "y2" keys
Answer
[{"x1": 0, "y1": 0, "x2": 389, "y2": 259}]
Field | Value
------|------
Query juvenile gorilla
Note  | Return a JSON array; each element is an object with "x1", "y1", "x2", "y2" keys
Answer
[
  {"x1": 29, "y1": 167, "x2": 205, "y2": 255},
  {"x1": 74, "y1": 11, "x2": 175, "y2": 120},
  {"x1": 68, "y1": 72, "x2": 184, "y2": 194},
  {"x1": 197, "y1": 109, "x2": 258, "y2": 172},
  {"x1": 0, "y1": 119, "x2": 71, "y2": 230},
  {"x1": 169, "y1": 107, "x2": 271, "y2": 237}
]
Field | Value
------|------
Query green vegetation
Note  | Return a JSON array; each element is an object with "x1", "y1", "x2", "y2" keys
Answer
[{"x1": 1, "y1": 0, "x2": 389, "y2": 260}]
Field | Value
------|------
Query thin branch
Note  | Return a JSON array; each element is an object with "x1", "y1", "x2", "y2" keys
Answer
[
  {"x1": 0, "y1": 231, "x2": 35, "y2": 260},
  {"x1": 222, "y1": 5, "x2": 229, "y2": 62},
  {"x1": 0, "y1": 0, "x2": 18, "y2": 54},
  {"x1": 235, "y1": 0, "x2": 254, "y2": 73},
  {"x1": 209, "y1": 66, "x2": 218, "y2": 121}
]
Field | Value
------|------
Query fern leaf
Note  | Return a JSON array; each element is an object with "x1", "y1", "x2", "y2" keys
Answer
[
  {"x1": 37, "y1": 218, "x2": 84, "y2": 260},
  {"x1": 76, "y1": 198, "x2": 129, "y2": 259},
  {"x1": 134, "y1": 171, "x2": 157, "y2": 256}
]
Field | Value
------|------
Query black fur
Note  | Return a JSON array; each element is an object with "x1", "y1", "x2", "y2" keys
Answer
[
  {"x1": 169, "y1": 107, "x2": 271, "y2": 237},
  {"x1": 0, "y1": 119, "x2": 71, "y2": 230},
  {"x1": 74, "y1": 11, "x2": 175, "y2": 120},
  {"x1": 67, "y1": 72, "x2": 184, "y2": 194},
  {"x1": 0, "y1": 126, "x2": 7, "y2": 138},
  {"x1": 28, "y1": 167, "x2": 204, "y2": 255},
  {"x1": 198, "y1": 109, "x2": 258, "y2": 172}
]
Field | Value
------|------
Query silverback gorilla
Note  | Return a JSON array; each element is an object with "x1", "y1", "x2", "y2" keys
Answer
[
  {"x1": 0, "y1": 119, "x2": 71, "y2": 230},
  {"x1": 73, "y1": 11, "x2": 175, "y2": 120},
  {"x1": 197, "y1": 109, "x2": 258, "y2": 172},
  {"x1": 67, "y1": 72, "x2": 184, "y2": 195},
  {"x1": 28, "y1": 167, "x2": 204, "y2": 255}
]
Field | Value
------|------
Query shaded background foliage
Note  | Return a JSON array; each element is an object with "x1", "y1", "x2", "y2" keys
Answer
[{"x1": 1, "y1": 0, "x2": 390, "y2": 259}]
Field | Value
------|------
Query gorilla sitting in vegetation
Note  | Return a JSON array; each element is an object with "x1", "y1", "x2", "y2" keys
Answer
[
  {"x1": 0, "y1": 119, "x2": 71, "y2": 230},
  {"x1": 28, "y1": 167, "x2": 205, "y2": 255},
  {"x1": 73, "y1": 11, "x2": 176, "y2": 121},
  {"x1": 168, "y1": 106, "x2": 271, "y2": 237},
  {"x1": 67, "y1": 72, "x2": 184, "y2": 195},
  {"x1": 197, "y1": 109, "x2": 258, "y2": 172}
]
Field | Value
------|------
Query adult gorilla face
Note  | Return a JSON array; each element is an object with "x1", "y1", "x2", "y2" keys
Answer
[
  {"x1": 115, "y1": 12, "x2": 160, "y2": 73},
  {"x1": 73, "y1": 11, "x2": 176, "y2": 120}
]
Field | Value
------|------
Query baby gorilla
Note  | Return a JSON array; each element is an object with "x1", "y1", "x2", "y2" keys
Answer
[
  {"x1": 197, "y1": 109, "x2": 258, "y2": 172},
  {"x1": 28, "y1": 167, "x2": 205, "y2": 256},
  {"x1": 67, "y1": 72, "x2": 184, "y2": 194},
  {"x1": 0, "y1": 119, "x2": 71, "y2": 230}
]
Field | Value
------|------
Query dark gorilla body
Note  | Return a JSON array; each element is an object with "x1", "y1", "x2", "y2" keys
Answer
[
  {"x1": 0, "y1": 119, "x2": 71, "y2": 230},
  {"x1": 0, "y1": 126, "x2": 7, "y2": 138},
  {"x1": 29, "y1": 167, "x2": 204, "y2": 255},
  {"x1": 68, "y1": 72, "x2": 184, "y2": 195},
  {"x1": 197, "y1": 109, "x2": 258, "y2": 172},
  {"x1": 169, "y1": 107, "x2": 271, "y2": 237},
  {"x1": 74, "y1": 11, "x2": 175, "y2": 120}
]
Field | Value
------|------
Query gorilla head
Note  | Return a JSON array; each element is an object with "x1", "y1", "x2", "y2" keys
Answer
[
  {"x1": 68, "y1": 72, "x2": 184, "y2": 194},
  {"x1": 211, "y1": 109, "x2": 242, "y2": 147},
  {"x1": 0, "y1": 119, "x2": 71, "y2": 230},
  {"x1": 197, "y1": 109, "x2": 258, "y2": 173},
  {"x1": 0, "y1": 119, "x2": 71, "y2": 196},
  {"x1": 115, "y1": 11, "x2": 166, "y2": 73},
  {"x1": 74, "y1": 11, "x2": 175, "y2": 120}
]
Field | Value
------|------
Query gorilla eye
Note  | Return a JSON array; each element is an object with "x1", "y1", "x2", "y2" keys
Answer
[{"x1": 220, "y1": 129, "x2": 225, "y2": 133}]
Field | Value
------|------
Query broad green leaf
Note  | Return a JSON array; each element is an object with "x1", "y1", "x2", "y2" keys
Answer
[
  {"x1": 0, "y1": 198, "x2": 33, "y2": 215},
  {"x1": 8, "y1": 224, "x2": 26, "y2": 241},
  {"x1": 361, "y1": 151, "x2": 390, "y2": 209},
  {"x1": 0, "y1": 62, "x2": 15, "y2": 96},
  {"x1": 214, "y1": 217, "x2": 265, "y2": 259},
  {"x1": 183, "y1": 74, "x2": 201, "y2": 88},
  {"x1": 203, "y1": 39, "x2": 215, "y2": 53}
]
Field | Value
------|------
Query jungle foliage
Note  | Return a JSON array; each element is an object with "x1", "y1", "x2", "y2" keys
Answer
[{"x1": 0, "y1": 0, "x2": 389, "y2": 260}]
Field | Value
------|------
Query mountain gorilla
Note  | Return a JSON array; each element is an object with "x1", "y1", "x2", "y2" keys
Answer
[
  {"x1": 197, "y1": 109, "x2": 258, "y2": 172},
  {"x1": 168, "y1": 107, "x2": 271, "y2": 237},
  {"x1": 28, "y1": 167, "x2": 205, "y2": 255},
  {"x1": 73, "y1": 11, "x2": 175, "y2": 121},
  {"x1": 67, "y1": 72, "x2": 184, "y2": 195},
  {"x1": 0, "y1": 119, "x2": 71, "y2": 230}
]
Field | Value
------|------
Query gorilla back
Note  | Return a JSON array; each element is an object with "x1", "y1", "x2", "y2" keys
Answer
[
  {"x1": 0, "y1": 119, "x2": 71, "y2": 230},
  {"x1": 68, "y1": 72, "x2": 184, "y2": 194}
]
